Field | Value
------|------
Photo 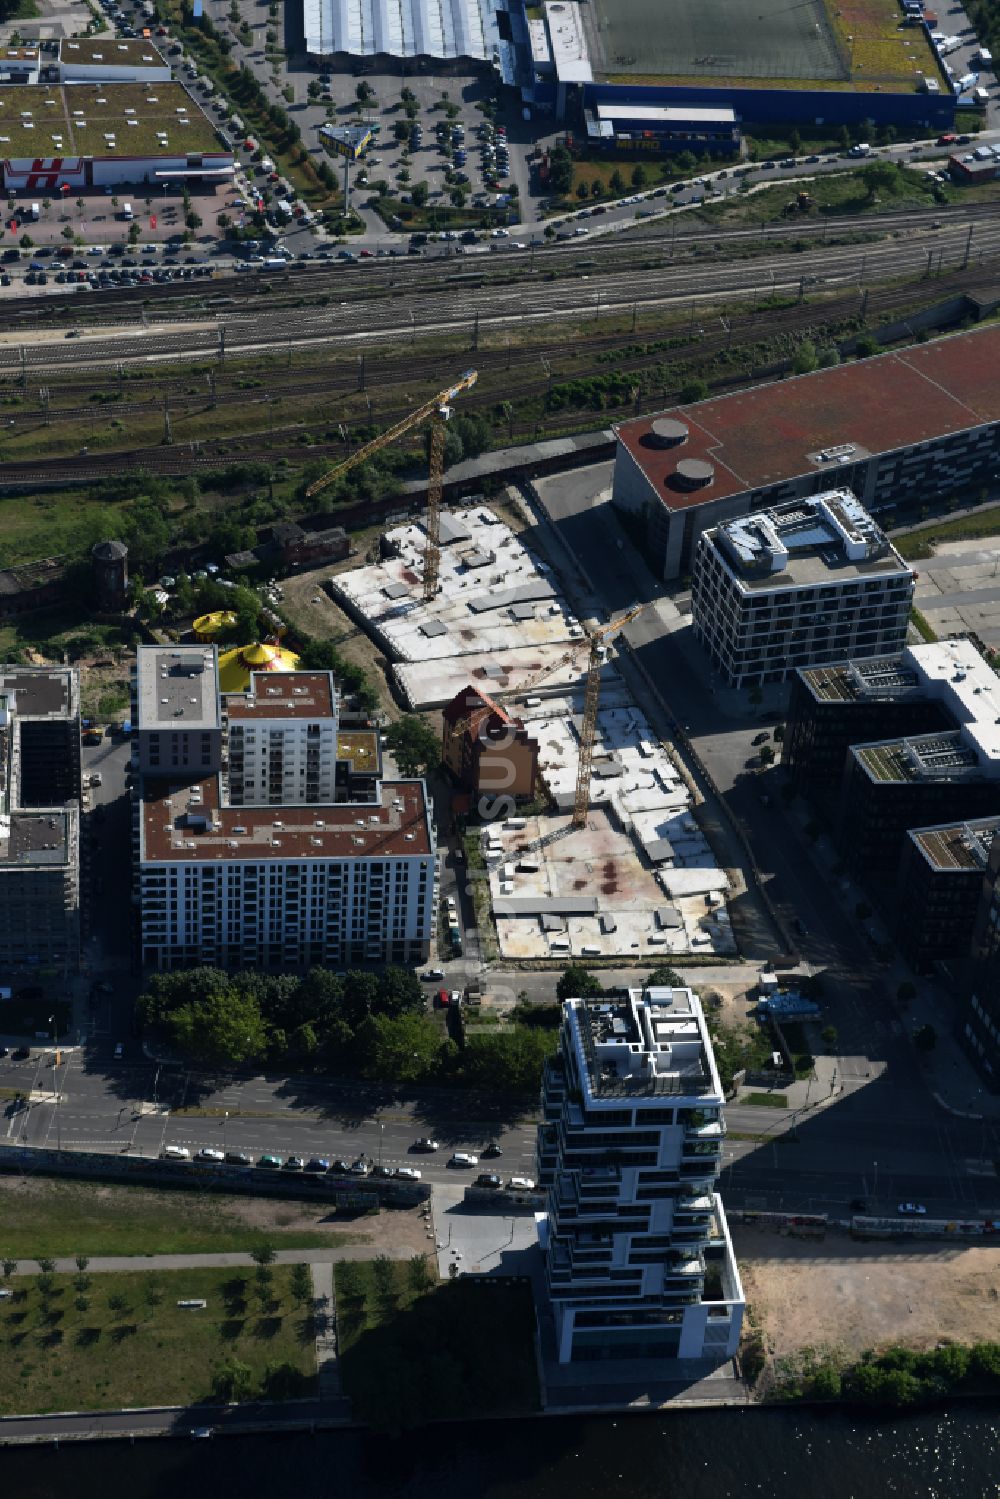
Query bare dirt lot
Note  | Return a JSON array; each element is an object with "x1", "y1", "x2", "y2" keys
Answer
[
  {"x1": 281, "y1": 561, "x2": 404, "y2": 722},
  {"x1": 735, "y1": 1223, "x2": 1000, "y2": 1360}
]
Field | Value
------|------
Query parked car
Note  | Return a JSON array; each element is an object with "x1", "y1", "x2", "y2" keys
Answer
[
  {"x1": 256, "y1": 1154, "x2": 282, "y2": 1169},
  {"x1": 422, "y1": 969, "x2": 444, "y2": 981},
  {"x1": 481, "y1": 1141, "x2": 503, "y2": 1158},
  {"x1": 349, "y1": 1158, "x2": 371, "y2": 1176},
  {"x1": 897, "y1": 1202, "x2": 927, "y2": 1215},
  {"x1": 449, "y1": 1152, "x2": 479, "y2": 1168},
  {"x1": 195, "y1": 1148, "x2": 225, "y2": 1163},
  {"x1": 330, "y1": 1159, "x2": 352, "y2": 1175},
  {"x1": 305, "y1": 1158, "x2": 331, "y2": 1173},
  {"x1": 394, "y1": 1166, "x2": 422, "y2": 1181},
  {"x1": 372, "y1": 1164, "x2": 394, "y2": 1179},
  {"x1": 507, "y1": 1176, "x2": 536, "y2": 1191},
  {"x1": 11, "y1": 1047, "x2": 30, "y2": 1060},
  {"x1": 412, "y1": 1137, "x2": 440, "y2": 1152},
  {"x1": 225, "y1": 1151, "x2": 253, "y2": 1166},
  {"x1": 475, "y1": 1173, "x2": 502, "y2": 1189}
]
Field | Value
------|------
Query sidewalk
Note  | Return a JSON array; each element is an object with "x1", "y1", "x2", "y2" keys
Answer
[{"x1": 2, "y1": 1246, "x2": 409, "y2": 1276}]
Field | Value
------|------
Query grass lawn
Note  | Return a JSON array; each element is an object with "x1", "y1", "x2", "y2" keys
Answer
[
  {"x1": 335, "y1": 1257, "x2": 539, "y2": 1433},
  {"x1": 743, "y1": 1092, "x2": 789, "y2": 1108},
  {"x1": 0, "y1": 1176, "x2": 371, "y2": 1258},
  {"x1": 896, "y1": 504, "x2": 1000, "y2": 561},
  {"x1": 0, "y1": 1265, "x2": 316, "y2": 1415}
]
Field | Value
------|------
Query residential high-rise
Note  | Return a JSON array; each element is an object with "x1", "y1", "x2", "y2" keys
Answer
[
  {"x1": 691, "y1": 491, "x2": 913, "y2": 688},
  {"x1": 133, "y1": 646, "x2": 437, "y2": 972},
  {"x1": 537, "y1": 986, "x2": 744, "y2": 1366},
  {"x1": 0, "y1": 666, "x2": 80, "y2": 973}
]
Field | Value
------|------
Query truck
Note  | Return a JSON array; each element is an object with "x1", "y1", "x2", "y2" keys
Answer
[
  {"x1": 29, "y1": 201, "x2": 39, "y2": 220},
  {"x1": 122, "y1": 202, "x2": 133, "y2": 221}
]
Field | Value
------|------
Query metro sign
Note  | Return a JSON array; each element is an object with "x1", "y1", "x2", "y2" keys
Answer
[{"x1": 20, "y1": 158, "x2": 86, "y2": 190}]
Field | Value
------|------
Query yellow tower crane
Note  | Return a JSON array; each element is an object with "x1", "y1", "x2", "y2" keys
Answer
[
  {"x1": 447, "y1": 603, "x2": 647, "y2": 829},
  {"x1": 304, "y1": 369, "x2": 479, "y2": 603}
]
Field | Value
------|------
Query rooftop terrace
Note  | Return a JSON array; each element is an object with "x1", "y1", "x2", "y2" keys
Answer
[
  {"x1": 568, "y1": 987, "x2": 721, "y2": 1101},
  {"x1": 708, "y1": 491, "x2": 908, "y2": 591}
]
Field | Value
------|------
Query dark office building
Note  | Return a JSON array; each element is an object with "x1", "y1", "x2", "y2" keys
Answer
[
  {"x1": 783, "y1": 656, "x2": 950, "y2": 799},
  {"x1": 894, "y1": 817, "x2": 1000, "y2": 972},
  {"x1": 839, "y1": 732, "x2": 1000, "y2": 881},
  {"x1": 961, "y1": 835, "x2": 1000, "y2": 1087}
]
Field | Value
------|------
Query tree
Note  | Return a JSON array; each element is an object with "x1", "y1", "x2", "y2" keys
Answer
[
  {"x1": 861, "y1": 161, "x2": 899, "y2": 200},
  {"x1": 108, "y1": 1291, "x2": 131, "y2": 1318},
  {"x1": 411, "y1": 180, "x2": 429, "y2": 208},
  {"x1": 548, "y1": 146, "x2": 573, "y2": 196},
  {"x1": 75, "y1": 1255, "x2": 89, "y2": 1274},
  {"x1": 645, "y1": 965, "x2": 685, "y2": 989},
  {"x1": 855, "y1": 334, "x2": 880, "y2": 359},
  {"x1": 213, "y1": 1357, "x2": 254, "y2": 1402},
  {"x1": 817, "y1": 345, "x2": 840, "y2": 368},
  {"x1": 678, "y1": 378, "x2": 709, "y2": 403},
  {"x1": 37, "y1": 1258, "x2": 55, "y2": 1274},
  {"x1": 576, "y1": 181, "x2": 589, "y2": 200},
  {"x1": 250, "y1": 1243, "x2": 276, "y2": 1268},
  {"x1": 631, "y1": 163, "x2": 648, "y2": 188},
  {"x1": 590, "y1": 179, "x2": 602, "y2": 199},
  {"x1": 263, "y1": 1360, "x2": 309, "y2": 1399},
  {"x1": 290, "y1": 1262, "x2": 313, "y2": 1305},
  {"x1": 383, "y1": 714, "x2": 440, "y2": 777},
  {"x1": 556, "y1": 966, "x2": 604, "y2": 1002},
  {"x1": 792, "y1": 339, "x2": 819, "y2": 375},
  {"x1": 407, "y1": 1253, "x2": 434, "y2": 1294},
  {"x1": 914, "y1": 1023, "x2": 937, "y2": 1052},
  {"x1": 354, "y1": 1011, "x2": 445, "y2": 1083},
  {"x1": 609, "y1": 168, "x2": 626, "y2": 195},
  {"x1": 2, "y1": 1259, "x2": 16, "y2": 1278},
  {"x1": 164, "y1": 981, "x2": 269, "y2": 1066},
  {"x1": 759, "y1": 744, "x2": 775, "y2": 766}
]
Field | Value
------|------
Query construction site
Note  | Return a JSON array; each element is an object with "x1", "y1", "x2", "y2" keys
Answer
[{"x1": 330, "y1": 504, "x2": 735, "y2": 963}]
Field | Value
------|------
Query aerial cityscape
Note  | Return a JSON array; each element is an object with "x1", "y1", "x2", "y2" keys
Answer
[{"x1": 1, "y1": 0, "x2": 1000, "y2": 1487}]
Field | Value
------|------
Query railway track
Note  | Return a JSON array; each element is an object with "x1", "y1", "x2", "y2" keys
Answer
[{"x1": 0, "y1": 252, "x2": 990, "y2": 487}]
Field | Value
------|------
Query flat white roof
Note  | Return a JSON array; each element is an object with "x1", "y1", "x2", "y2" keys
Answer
[
  {"x1": 544, "y1": 0, "x2": 593, "y2": 82},
  {"x1": 595, "y1": 102, "x2": 737, "y2": 124},
  {"x1": 303, "y1": 0, "x2": 500, "y2": 60},
  {"x1": 905, "y1": 639, "x2": 1000, "y2": 766}
]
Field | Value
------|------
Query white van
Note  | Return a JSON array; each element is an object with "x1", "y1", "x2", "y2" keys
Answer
[
  {"x1": 162, "y1": 1145, "x2": 191, "y2": 1160},
  {"x1": 122, "y1": 202, "x2": 133, "y2": 221}
]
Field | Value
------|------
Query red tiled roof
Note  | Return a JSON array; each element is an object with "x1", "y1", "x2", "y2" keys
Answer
[
  {"x1": 616, "y1": 323, "x2": 1000, "y2": 512},
  {"x1": 443, "y1": 684, "x2": 518, "y2": 736}
]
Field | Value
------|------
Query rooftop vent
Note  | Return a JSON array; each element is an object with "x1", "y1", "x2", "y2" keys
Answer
[
  {"x1": 672, "y1": 458, "x2": 715, "y2": 492},
  {"x1": 646, "y1": 416, "x2": 689, "y2": 449}
]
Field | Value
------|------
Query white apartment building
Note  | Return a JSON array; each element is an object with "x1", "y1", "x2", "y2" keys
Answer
[
  {"x1": 537, "y1": 986, "x2": 744, "y2": 1366},
  {"x1": 136, "y1": 771, "x2": 435, "y2": 970},
  {"x1": 225, "y1": 671, "x2": 340, "y2": 807},
  {"x1": 691, "y1": 490, "x2": 914, "y2": 689}
]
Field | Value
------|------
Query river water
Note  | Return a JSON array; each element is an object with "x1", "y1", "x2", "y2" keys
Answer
[{"x1": 4, "y1": 1407, "x2": 1000, "y2": 1499}]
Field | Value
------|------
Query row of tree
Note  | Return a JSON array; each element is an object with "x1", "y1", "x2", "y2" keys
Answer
[{"x1": 136, "y1": 966, "x2": 556, "y2": 1092}]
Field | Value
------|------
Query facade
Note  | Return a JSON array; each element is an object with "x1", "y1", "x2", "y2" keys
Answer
[
  {"x1": 135, "y1": 774, "x2": 435, "y2": 971},
  {"x1": 783, "y1": 655, "x2": 951, "y2": 798},
  {"x1": 584, "y1": 103, "x2": 740, "y2": 155},
  {"x1": 0, "y1": 83, "x2": 232, "y2": 192},
  {"x1": 225, "y1": 670, "x2": 341, "y2": 807},
  {"x1": 537, "y1": 986, "x2": 744, "y2": 1366},
  {"x1": 691, "y1": 491, "x2": 913, "y2": 688},
  {"x1": 612, "y1": 325, "x2": 1000, "y2": 580},
  {"x1": 0, "y1": 666, "x2": 80, "y2": 974},
  {"x1": 132, "y1": 644, "x2": 223, "y2": 779},
  {"x1": 134, "y1": 648, "x2": 436, "y2": 972},
  {"x1": 963, "y1": 836, "x2": 1000, "y2": 1084},
  {"x1": 442, "y1": 686, "x2": 539, "y2": 805},
  {"x1": 894, "y1": 816, "x2": 1000, "y2": 971}
]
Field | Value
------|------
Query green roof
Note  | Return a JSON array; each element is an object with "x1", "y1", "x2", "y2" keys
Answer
[
  {"x1": 0, "y1": 83, "x2": 224, "y2": 158},
  {"x1": 59, "y1": 37, "x2": 167, "y2": 69}
]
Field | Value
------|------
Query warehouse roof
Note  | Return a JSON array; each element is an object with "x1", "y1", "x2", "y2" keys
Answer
[
  {"x1": 140, "y1": 773, "x2": 432, "y2": 862},
  {"x1": 616, "y1": 324, "x2": 1000, "y2": 512},
  {"x1": 59, "y1": 37, "x2": 167, "y2": 69},
  {"x1": 0, "y1": 83, "x2": 222, "y2": 158}
]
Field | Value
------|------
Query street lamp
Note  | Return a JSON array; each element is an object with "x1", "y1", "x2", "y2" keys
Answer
[
  {"x1": 223, "y1": 1111, "x2": 228, "y2": 1158},
  {"x1": 378, "y1": 1122, "x2": 384, "y2": 1171},
  {"x1": 49, "y1": 1014, "x2": 58, "y2": 1100}
]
